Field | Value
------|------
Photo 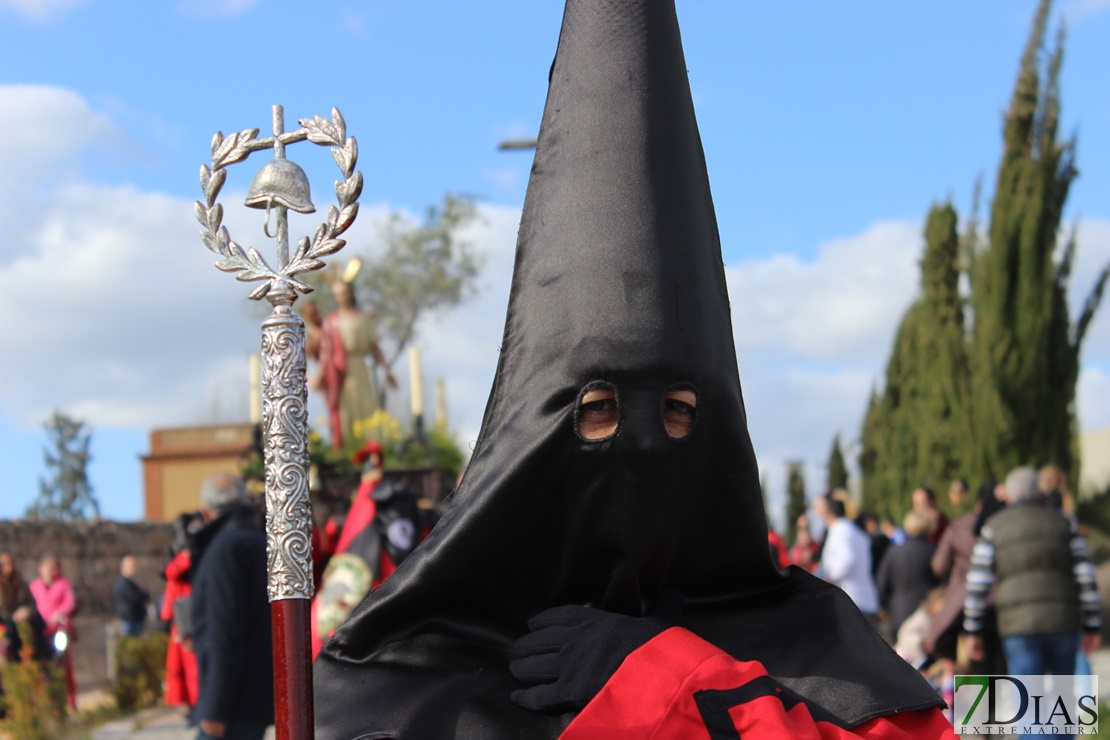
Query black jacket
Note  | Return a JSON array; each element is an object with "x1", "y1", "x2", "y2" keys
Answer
[
  {"x1": 191, "y1": 504, "x2": 274, "y2": 726},
  {"x1": 876, "y1": 535, "x2": 939, "y2": 639},
  {"x1": 113, "y1": 575, "x2": 150, "y2": 623}
]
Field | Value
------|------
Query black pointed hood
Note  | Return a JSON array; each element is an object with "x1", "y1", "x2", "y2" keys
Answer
[{"x1": 315, "y1": 2, "x2": 941, "y2": 737}]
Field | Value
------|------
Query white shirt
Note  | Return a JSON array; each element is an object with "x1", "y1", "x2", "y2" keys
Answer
[{"x1": 819, "y1": 517, "x2": 879, "y2": 615}]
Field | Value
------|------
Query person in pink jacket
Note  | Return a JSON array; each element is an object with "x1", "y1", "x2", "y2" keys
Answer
[{"x1": 30, "y1": 554, "x2": 77, "y2": 707}]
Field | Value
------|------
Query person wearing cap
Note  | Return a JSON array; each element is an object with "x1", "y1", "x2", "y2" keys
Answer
[
  {"x1": 190, "y1": 472, "x2": 273, "y2": 740},
  {"x1": 313, "y1": 1, "x2": 953, "y2": 737}
]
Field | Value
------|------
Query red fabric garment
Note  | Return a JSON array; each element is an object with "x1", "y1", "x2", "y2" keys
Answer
[
  {"x1": 319, "y1": 312, "x2": 348, "y2": 449},
  {"x1": 767, "y1": 531, "x2": 789, "y2": 570},
  {"x1": 927, "y1": 510, "x2": 949, "y2": 545},
  {"x1": 161, "y1": 549, "x2": 199, "y2": 706},
  {"x1": 561, "y1": 627, "x2": 956, "y2": 740},
  {"x1": 165, "y1": 624, "x2": 199, "y2": 707},
  {"x1": 311, "y1": 477, "x2": 402, "y2": 659},
  {"x1": 312, "y1": 520, "x2": 341, "y2": 587},
  {"x1": 160, "y1": 550, "x2": 193, "y2": 622},
  {"x1": 335, "y1": 478, "x2": 379, "y2": 555},
  {"x1": 789, "y1": 542, "x2": 820, "y2": 573}
]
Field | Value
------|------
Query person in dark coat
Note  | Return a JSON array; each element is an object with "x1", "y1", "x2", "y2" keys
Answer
[
  {"x1": 876, "y1": 511, "x2": 939, "y2": 641},
  {"x1": 859, "y1": 511, "x2": 891, "y2": 580},
  {"x1": 113, "y1": 555, "x2": 151, "y2": 637},
  {"x1": 190, "y1": 473, "x2": 273, "y2": 740}
]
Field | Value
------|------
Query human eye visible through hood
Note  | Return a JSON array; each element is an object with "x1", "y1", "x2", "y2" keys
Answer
[
  {"x1": 576, "y1": 383, "x2": 619, "y2": 440},
  {"x1": 574, "y1": 383, "x2": 698, "y2": 442}
]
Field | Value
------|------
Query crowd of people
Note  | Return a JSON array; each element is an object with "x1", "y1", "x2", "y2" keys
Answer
[
  {"x1": 0, "y1": 472, "x2": 274, "y2": 740},
  {"x1": 0, "y1": 551, "x2": 82, "y2": 710},
  {"x1": 147, "y1": 472, "x2": 274, "y2": 740},
  {"x1": 771, "y1": 464, "x2": 1103, "y2": 719}
]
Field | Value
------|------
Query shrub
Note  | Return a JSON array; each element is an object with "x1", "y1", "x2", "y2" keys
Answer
[
  {"x1": 109, "y1": 631, "x2": 168, "y2": 712},
  {"x1": 0, "y1": 622, "x2": 69, "y2": 739}
]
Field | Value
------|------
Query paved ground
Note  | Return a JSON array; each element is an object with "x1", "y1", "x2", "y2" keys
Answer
[
  {"x1": 91, "y1": 705, "x2": 196, "y2": 740},
  {"x1": 89, "y1": 703, "x2": 275, "y2": 740},
  {"x1": 82, "y1": 649, "x2": 1110, "y2": 738}
]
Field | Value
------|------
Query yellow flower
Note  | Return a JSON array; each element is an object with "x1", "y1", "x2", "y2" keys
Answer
[{"x1": 354, "y1": 410, "x2": 403, "y2": 446}]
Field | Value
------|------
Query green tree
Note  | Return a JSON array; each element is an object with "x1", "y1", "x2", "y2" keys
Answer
[
  {"x1": 308, "y1": 193, "x2": 484, "y2": 357},
  {"x1": 860, "y1": 0, "x2": 1110, "y2": 513},
  {"x1": 967, "y1": 0, "x2": 1109, "y2": 484},
  {"x1": 785, "y1": 461, "x2": 807, "y2": 545},
  {"x1": 360, "y1": 193, "x2": 485, "y2": 366},
  {"x1": 826, "y1": 433, "x2": 848, "y2": 492},
  {"x1": 303, "y1": 193, "x2": 485, "y2": 406},
  {"x1": 860, "y1": 203, "x2": 971, "y2": 520},
  {"x1": 27, "y1": 410, "x2": 99, "y2": 522}
]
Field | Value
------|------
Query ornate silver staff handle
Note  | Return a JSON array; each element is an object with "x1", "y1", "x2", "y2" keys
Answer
[{"x1": 197, "y1": 104, "x2": 361, "y2": 740}]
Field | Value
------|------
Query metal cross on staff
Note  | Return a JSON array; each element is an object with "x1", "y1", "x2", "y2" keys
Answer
[{"x1": 197, "y1": 104, "x2": 362, "y2": 740}]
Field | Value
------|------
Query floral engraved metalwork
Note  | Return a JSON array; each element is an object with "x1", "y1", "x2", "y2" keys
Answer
[
  {"x1": 262, "y1": 311, "x2": 314, "y2": 600},
  {"x1": 199, "y1": 105, "x2": 360, "y2": 602}
]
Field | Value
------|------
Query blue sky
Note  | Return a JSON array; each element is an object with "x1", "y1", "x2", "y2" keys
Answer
[{"x1": 1, "y1": 0, "x2": 1109, "y2": 525}]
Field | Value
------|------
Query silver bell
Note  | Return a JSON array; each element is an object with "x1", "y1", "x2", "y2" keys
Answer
[{"x1": 244, "y1": 158, "x2": 316, "y2": 214}]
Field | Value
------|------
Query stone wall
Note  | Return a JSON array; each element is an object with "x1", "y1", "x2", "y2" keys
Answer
[{"x1": 0, "y1": 520, "x2": 174, "y2": 691}]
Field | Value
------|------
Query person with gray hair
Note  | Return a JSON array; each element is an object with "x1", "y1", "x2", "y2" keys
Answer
[
  {"x1": 1001, "y1": 465, "x2": 1040, "y2": 503},
  {"x1": 965, "y1": 466, "x2": 1101, "y2": 691},
  {"x1": 198, "y1": 472, "x2": 247, "y2": 519},
  {"x1": 189, "y1": 473, "x2": 273, "y2": 739}
]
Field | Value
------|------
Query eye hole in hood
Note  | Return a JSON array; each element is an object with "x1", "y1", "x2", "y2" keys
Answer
[
  {"x1": 663, "y1": 384, "x2": 697, "y2": 440},
  {"x1": 575, "y1": 382, "x2": 620, "y2": 441}
]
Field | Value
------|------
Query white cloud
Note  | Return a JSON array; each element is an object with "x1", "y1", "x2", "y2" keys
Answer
[
  {"x1": 1078, "y1": 366, "x2": 1110, "y2": 432},
  {"x1": 1072, "y1": 219, "x2": 1110, "y2": 367},
  {"x1": 1072, "y1": 221, "x2": 1110, "y2": 439},
  {"x1": 0, "y1": 0, "x2": 86, "y2": 21},
  {"x1": 723, "y1": 222, "x2": 925, "y2": 525},
  {"x1": 406, "y1": 205, "x2": 520, "y2": 451},
  {"x1": 1062, "y1": 0, "x2": 1110, "y2": 22},
  {"x1": 726, "y1": 220, "x2": 922, "y2": 367},
  {"x1": 4, "y1": 84, "x2": 1108, "y2": 531},
  {"x1": 0, "y1": 85, "x2": 120, "y2": 263}
]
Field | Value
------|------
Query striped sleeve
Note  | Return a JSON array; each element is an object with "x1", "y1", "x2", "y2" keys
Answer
[
  {"x1": 1070, "y1": 523, "x2": 1103, "y2": 634},
  {"x1": 963, "y1": 524, "x2": 996, "y2": 635}
]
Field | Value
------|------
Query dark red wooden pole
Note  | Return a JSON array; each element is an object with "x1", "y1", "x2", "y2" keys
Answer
[{"x1": 273, "y1": 598, "x2": 314, "y2": 740}]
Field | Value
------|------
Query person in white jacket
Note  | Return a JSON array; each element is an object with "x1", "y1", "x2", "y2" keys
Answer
[{"x1": 816, "y1": 495, "x2": 880, "y2": 618}]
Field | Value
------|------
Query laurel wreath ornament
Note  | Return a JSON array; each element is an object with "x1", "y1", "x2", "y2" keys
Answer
[{"x1": 196, "y1": 108, "x2": 362, "y2": 301}]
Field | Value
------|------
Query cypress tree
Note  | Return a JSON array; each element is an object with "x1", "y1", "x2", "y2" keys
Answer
[
  {"x1": 861, "y1": 0, "x2": 1110, "y2": 509},
  {"x1": 859, "y1": 203, "x2": 971, "y2": 521},
  {"x1": 826, "y1": 434, "x2": 849, "y2": 492},
  {"x1": 968, "y1": 0, "x2": 1109, "y2": 483},
  {"x1": 785, "y1": 461, "x2": 807, "y2": 545}
]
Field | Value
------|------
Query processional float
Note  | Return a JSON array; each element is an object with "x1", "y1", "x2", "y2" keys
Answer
[{"x1": 197, "y1": 104, "x2": 362, "y2": 740}]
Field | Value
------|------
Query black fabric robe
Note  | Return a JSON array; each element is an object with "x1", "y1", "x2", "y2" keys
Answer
[{"x1": 314, "y1": 2, "x2": 942, "y2": 737}]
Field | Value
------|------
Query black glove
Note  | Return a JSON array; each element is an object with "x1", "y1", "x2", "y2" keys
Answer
[{"x1": 509, "y1": 592, "x2": 682, "y2": 713}]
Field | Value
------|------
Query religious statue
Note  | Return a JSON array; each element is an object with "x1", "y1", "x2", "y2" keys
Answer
[{"x1": 314, "y1": 279, "x2": 396, "y2": 450}]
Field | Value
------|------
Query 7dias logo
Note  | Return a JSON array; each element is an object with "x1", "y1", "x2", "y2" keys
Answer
[{"x1": 954, "y1": 675, "x2": 1098, "y2": 735}]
